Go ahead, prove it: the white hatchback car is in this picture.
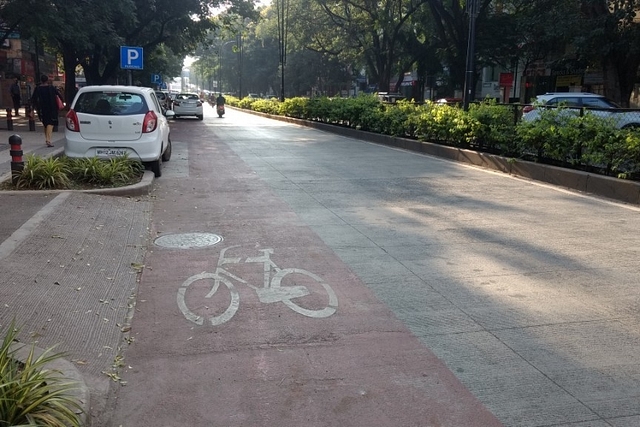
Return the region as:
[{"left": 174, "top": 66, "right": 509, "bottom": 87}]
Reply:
[
  {"left": 172, "top": 93, "right": 204, "bottom": 120},
  {"left": 64, "top": 85, "right": 173, "bottom": 177}
]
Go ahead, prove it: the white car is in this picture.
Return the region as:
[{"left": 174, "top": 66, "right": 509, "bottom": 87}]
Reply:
[
  {"left": 522, "top": 92, "right": 640, "bottom": 129},
  {"left": 172, "top": 93, "right": 203, "bottom": 120},
  {"left": 64, "top": 85, "right": 173, "bottom": 177}
]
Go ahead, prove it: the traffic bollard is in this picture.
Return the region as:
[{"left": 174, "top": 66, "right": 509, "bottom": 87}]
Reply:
[
  {"left": 6, "top": 108, "right": 13, "bottom": 131},
  {"left": 9, "top": 134, "right": 23, "bottom": 185},
  {"left": 26, "top": 105, "right": 36, "bottom": 131}
]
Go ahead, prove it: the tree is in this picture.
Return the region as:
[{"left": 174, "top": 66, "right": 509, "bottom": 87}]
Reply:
[
  {"left": 308, "top": 0, "right": 430, "bottom": 92},
  {"left": 578, "top": 0, "right": 640, "bottom": 105},
  {"left": 0, "top": 0, "right": 50, "bottom": 46},
  {"left": 19, "top": 0, "right": 234, "bottom": 103}
]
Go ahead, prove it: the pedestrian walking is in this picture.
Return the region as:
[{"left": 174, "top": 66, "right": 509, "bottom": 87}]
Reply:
[
  {"left": 30, "top": 75, "right": 62, "bottom": 147},
  {"left": 10, "top": 78, "right": 21, "bottom": 116}
]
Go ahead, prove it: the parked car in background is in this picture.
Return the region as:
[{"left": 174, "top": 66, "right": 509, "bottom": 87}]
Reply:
[
  {"left": 172, "top": 93, "right": 203, "bottom": 120},
  {"left": 64, "top": 85, "right": 174, "bottom": 177},
  {"left": 522, "top": 92, "right": 640, "bottom": 129},
  {"left": 155, "top": 90, "right": 171, "bottom": 111}
]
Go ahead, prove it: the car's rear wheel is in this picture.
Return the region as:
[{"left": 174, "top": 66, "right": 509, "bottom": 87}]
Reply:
[
  {"left": 162, "top": 138, "right": 172, "bottom": 162},
  {"left": 197, "top": 115, "right": 204, "bottom": 120},
  {"left": 149, "top": 157, "right": 162, "bottom": 177}
]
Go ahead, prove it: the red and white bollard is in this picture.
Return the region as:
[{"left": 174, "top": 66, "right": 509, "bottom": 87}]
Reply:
[{"left": 9, "top": 134, "right": 23, "bottom": 185}]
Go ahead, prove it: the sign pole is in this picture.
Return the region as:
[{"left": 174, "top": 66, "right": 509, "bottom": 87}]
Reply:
[{"left": 128, "top": 70, "right": 133, "bottom": 86}]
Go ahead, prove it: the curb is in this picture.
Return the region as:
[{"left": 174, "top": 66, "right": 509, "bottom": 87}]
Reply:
[
  {"left": 0, "top": 170, "right": 155, "bottom": 197},
  {"left": 9, "top": 342, "right": 90, "bottom": 426},
  {"left": 80, "top": 170, "right": 155, "bottom": 197}
]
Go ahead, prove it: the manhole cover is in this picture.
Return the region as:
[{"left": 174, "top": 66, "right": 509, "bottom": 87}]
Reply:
[{"left": 154, "top": 233, "right": 223, "bottom": 249}]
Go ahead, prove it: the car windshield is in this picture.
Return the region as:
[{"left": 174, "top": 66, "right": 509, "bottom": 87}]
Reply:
[
  {"left": 176, "top": 94, "right": 199, "bottom": 100},
  {"left": 74, "top": 91, "right": 149, "bottom": 116}
]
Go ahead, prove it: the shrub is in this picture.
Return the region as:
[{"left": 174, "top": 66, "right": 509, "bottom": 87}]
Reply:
[
  {"left": 515, "top": 107, "right": 572, "bottom": 161},
  {"left": 280, "top": 97, "right": 309, "bottom": 119},
  {"left": 580, "top": 117, "right": 638, "bottom": 176},
  {"left": 416, "top": 102, "right": 479, "bottom": 147},
  {"left": 0, "top": 320, "right": 82, "bottom": 426},
  {"left": 14, "top": 155, "right": 71, "bottom": 190},
  {"left": 468, "top": 99, "right": 518, "bottom": 154},
  {"left": 306, "top": 97, "right": 333, "bottom": 122},
  {"left": 224, "top": 95, "right": 240, "bottom": 107},
  {"left": 250, "top": 98, "right": 281, "bottom": 115},
  {"left": 238, "top": 96, "right": 260, "bottom": 110},
  {"left": 341, "top": 95, "right": 380, "bottom": 129}
]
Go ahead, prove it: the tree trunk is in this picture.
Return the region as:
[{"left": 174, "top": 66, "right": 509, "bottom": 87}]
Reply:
[{"left": 62, "top": 46, "right": 77, "bottom": 106}]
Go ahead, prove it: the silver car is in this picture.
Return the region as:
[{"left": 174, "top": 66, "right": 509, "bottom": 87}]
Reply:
[
  {"left": 522, "top": 92, "right": 640, "bottom": 129},
  {"left": 172, "top": 93, "right": 204, "bottom": 120},
  {"left": 64, "top": 85, "right": 174, "bottom": 177}
]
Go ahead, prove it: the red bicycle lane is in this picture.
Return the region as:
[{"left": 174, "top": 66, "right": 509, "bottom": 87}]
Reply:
[{"left": 108, "top": 124, "right": 502, "bottom": 427}]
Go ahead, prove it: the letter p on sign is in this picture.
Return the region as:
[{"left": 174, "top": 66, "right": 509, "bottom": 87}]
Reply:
[{"left": 120, "top": 46, "right": 144, "bottom": 70}]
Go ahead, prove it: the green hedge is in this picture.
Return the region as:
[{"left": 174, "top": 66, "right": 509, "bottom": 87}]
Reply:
[{"left": 228, "top": 94, "right": 640, "bottom": 179}]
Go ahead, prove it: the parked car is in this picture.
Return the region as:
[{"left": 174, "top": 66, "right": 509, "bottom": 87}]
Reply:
[
  {"left": 155, "top": 90, "right": 172, "bottom": 111},
  {"left": 64, "top": 85, "right": 174, "bottom": 177},
  {"left": 172, "top": 93, "right": 203, "bottom": 120},
  {"left": 522, "top": 92, "right": 640, "bottom": 129}
]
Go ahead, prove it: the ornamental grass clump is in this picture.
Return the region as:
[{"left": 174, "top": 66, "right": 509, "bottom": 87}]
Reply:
[
  {"left": 7, "top": 155, "right": 144, "bottom": 190},
  {"left": 68, "top": 155, "right": 144, "bottom": 187},
  {"left": 0, "top": 321, "right": 82, "bottom": 426},
  {"left": 14, "top": 155, "right": 71, "bottom": 190}
]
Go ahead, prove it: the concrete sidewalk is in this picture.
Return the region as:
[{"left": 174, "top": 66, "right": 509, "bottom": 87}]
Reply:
[
  {"left": 0, "top": 190, "right": 151, "bottom": 424},
  {"left": 0, "top": 110, "right": 151, "bottom": 424}
]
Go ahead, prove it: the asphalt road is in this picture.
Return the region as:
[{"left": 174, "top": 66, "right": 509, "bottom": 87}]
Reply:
[{"left": 109, "top": 105, "right": 640, "bottom": 427}]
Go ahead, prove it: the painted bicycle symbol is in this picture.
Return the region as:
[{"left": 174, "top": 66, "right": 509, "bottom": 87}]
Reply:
[{"left": 177, "top": 245, "right": 338, "bottom": 326}]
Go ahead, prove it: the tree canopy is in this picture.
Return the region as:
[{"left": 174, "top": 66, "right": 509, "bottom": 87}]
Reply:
[{"left": 3, "top": 0, "right": 640, "bottom": 104}]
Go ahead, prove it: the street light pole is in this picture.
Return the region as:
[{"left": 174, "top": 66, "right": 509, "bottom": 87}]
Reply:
[{"left": 463, "top": 0, "right": 478, "bottom": 111}]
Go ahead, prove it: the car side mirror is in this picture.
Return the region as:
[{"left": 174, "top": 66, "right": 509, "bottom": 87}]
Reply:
[{"left": 165, "top": 110, "right": 175, "bottom": 118}]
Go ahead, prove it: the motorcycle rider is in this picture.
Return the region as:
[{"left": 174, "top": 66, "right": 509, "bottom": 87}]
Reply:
[{"left": 216, "top": 93, "right": 225, "bottom": 107}]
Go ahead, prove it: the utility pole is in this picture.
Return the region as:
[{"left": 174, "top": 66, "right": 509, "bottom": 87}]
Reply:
[
  {"left": 276, "top": 0, "right": 289, "bottom": 102},
  {"left": 463, "top": 0, "right": 478, "bottom": 111}
]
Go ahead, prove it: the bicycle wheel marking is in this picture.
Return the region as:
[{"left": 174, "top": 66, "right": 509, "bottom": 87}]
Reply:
[
  {"left": 272, "top": 268, "right": 338, "bottom": 318},
  {"left": 177, "top": 272, "right": 239, "bottom": 326},
  {"left": 176, "top": 247, "right": 338, "bottom": 326}
]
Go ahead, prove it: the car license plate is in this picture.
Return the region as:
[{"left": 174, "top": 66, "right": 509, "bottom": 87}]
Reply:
[{"left": 96, "top": 148, "right": 128, "bottom": 157}]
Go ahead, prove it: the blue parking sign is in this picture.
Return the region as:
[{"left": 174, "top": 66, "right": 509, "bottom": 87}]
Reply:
[
  {"left": 151, "top": 74, "right": 162, "bottom": 84},
  {"left": 120, "top": 46, "right": 143, "bottom": 70}
]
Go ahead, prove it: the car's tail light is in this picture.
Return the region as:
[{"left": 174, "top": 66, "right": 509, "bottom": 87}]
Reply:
[
  {"left": 522, "top": 105, "right": 535, "bottom": 113},
  {"left": 66, "top": 109, "right": 80, "bottom": 132},
  {"left": 142, "top": 111, "right": 158, "bottom": 133}
]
